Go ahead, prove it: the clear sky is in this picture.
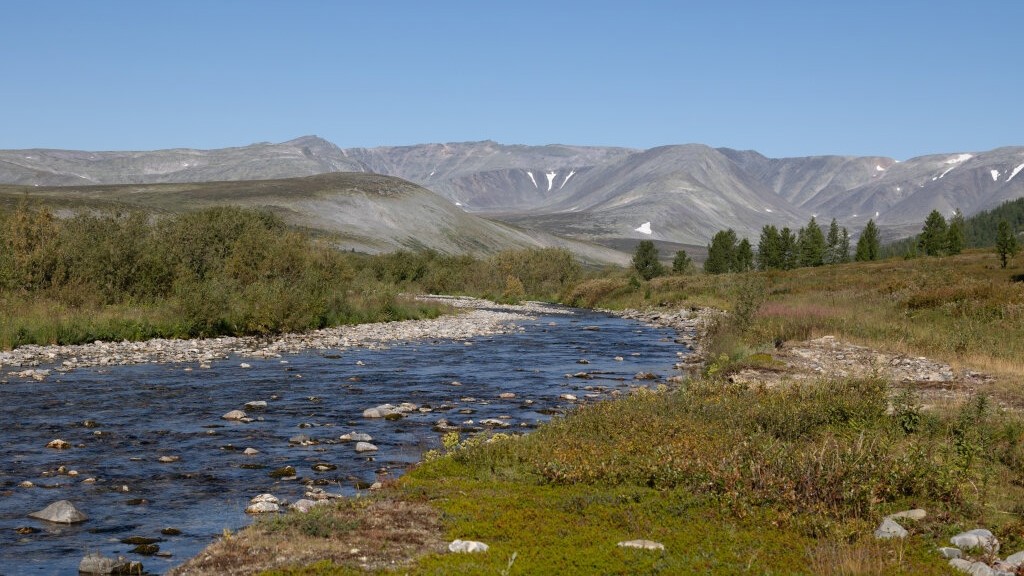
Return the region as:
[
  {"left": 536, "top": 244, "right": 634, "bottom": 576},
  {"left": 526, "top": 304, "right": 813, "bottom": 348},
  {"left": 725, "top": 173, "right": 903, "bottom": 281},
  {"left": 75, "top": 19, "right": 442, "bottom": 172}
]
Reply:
[{"left": 3, "top": 0, "right": 1021, "bottom": 159}]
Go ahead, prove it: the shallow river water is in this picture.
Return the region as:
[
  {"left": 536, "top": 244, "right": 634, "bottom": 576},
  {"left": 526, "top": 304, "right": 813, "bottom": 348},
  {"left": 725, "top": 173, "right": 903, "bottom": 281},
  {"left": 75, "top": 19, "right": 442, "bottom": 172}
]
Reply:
[{"left": 0, "top": 305, "right": 688, "bottom": 575}]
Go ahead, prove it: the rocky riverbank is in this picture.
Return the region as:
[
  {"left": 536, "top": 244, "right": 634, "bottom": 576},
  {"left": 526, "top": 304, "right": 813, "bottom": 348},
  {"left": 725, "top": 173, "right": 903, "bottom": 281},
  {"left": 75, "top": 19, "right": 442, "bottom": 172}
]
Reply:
[{"left": 0, "top": 296, "right": 552, "bottom": 380}]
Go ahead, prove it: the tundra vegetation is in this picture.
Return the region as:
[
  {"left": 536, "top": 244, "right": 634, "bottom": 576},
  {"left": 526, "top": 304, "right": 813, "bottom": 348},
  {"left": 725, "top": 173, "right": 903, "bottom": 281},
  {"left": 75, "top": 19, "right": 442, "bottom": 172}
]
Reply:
[
  {"left": 0, "top": 203, "right": 582, "bottom": 349},
  {"left": 6, "top": 201, "right": 1024, "bottom": 574}
]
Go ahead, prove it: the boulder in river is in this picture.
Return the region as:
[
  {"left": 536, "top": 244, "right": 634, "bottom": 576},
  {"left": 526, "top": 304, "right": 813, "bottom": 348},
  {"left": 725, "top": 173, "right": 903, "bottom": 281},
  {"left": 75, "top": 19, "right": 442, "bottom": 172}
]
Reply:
[
  {"left": 28, "top": 500, "right": 87, "bottom": 524},
  {"left": 221, "top": 410, "right": 246, "bottom": 421},
  {"left": 339, "top": 432, "right": 373, "bottom": 442},
  {"left": 78, "top": 552, "right": 143, "bottom": 575},
  {"left": 355, "top": 442, "right": 378, "bottom": 453},
  {"left": 45, "top": 439, "right": 70, "bottom": 449}
]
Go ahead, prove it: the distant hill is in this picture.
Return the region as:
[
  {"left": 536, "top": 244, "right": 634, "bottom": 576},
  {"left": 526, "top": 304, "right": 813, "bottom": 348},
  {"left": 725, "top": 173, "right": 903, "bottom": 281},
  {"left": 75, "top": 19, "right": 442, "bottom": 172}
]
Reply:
[
  {"left": 0, "top": 173, "right": 629, "bottom": 265},
  {"left": 2, "top": 136, "right": 1022, "bottom": 249}
]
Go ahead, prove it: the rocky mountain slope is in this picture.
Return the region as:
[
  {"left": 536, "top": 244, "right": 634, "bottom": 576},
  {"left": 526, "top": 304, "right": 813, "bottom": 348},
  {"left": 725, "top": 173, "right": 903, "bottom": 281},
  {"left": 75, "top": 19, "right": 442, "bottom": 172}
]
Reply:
[
  {"left": 2, "top": 136, "right": 1022, "bottom": 248},
  {"left": 0, "top": 173, "right": 629, "bottom": 265}
]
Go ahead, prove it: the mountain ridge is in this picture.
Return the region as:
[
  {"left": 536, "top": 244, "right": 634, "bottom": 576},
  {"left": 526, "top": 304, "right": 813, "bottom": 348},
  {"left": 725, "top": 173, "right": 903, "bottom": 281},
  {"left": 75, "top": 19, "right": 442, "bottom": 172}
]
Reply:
[{"left": 2, "top": 136, "right": 1022, "bottom": 249}]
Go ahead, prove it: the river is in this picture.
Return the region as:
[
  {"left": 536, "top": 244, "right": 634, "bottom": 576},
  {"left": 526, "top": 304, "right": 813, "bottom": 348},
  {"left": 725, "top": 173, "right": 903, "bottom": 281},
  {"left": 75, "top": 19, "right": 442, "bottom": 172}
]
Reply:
[{"left": 0, "top": 304, "right": 690, "bottom": 574}]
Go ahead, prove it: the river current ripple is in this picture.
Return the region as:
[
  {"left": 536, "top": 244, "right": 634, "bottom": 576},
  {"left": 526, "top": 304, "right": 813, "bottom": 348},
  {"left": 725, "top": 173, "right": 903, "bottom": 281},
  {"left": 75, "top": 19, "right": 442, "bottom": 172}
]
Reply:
[{"left": 0, "top": 305, "right": 688, "bottom": 575}]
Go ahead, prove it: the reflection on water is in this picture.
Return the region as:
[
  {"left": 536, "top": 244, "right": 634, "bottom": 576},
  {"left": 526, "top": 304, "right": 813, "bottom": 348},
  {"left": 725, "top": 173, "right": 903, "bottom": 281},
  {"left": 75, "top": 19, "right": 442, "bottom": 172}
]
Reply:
[{"left": 0, "top": 306, "right": 687, "bottom": 574}]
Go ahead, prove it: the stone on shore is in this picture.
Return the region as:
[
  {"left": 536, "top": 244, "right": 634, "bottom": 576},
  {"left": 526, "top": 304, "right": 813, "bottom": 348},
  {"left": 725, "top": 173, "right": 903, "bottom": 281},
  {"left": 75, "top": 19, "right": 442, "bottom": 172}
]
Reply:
[
  {"left": 874, "top": 518, "right": 908, "bottom": 540},
  {"left": 617, "top": 539, "right": 665, "bottom": 551},
  {"left": 290, "top": 499, "right": 320, "bottom": 513},
  {"left": 885, "top": 508, "right": 926, "bottom": 522},
  {"left": 448, "top": 539, "right": 489, "bottom": 553},
  {"left": 28, "top": 500, "right": 87, "bottom": 524},
  {"left": 951, "top": 528, "right": 999, "bottom": 553}
]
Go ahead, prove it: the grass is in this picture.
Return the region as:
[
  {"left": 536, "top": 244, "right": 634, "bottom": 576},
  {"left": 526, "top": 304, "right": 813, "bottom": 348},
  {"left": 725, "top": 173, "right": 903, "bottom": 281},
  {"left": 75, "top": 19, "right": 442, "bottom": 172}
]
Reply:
[{"left": 191, "top": 374, "right": 1024, "bottom": 575}]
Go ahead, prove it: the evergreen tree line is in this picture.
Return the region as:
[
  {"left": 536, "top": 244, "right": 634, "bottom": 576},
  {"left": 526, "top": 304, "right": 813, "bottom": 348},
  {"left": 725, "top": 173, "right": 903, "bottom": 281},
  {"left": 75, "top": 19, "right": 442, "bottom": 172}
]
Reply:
[
  {"left": 883, "top": 199, "right": 1024, "bottom": 258},
  {"left": 880, "top": 207, "right": 1020, "bottom": 268},
  {"left": 703, "top": 216, "right": 881, "bottom": 274}
]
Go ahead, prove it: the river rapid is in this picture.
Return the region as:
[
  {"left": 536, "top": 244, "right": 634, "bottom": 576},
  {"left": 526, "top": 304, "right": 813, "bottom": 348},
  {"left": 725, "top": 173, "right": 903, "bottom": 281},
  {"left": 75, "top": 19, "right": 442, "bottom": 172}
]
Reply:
[{"left": 0, "top": 301, "right": 692, "bottom": 575}]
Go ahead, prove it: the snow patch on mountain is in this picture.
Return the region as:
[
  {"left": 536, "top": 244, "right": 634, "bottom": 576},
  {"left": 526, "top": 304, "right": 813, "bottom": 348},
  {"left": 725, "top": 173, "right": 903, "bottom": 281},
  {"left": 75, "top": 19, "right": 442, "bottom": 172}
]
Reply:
[
  {"left": 545, "top": 171, "right": 556, "bottom": 192},
  {"left": 635, "top": 222, "right": 652, "bottom": 235},
  {"left": 991, "top": 169, "right": 1000, "bottom": 181},
  {"left": 560, "top": 170, "right": 576, "bottom": 189},
  {"left": 945, "top": 154, "right": 973, "bottom": 164},
  {"left": 1008, "top": 163, "right": 1024, "bottom": 183},
  {"left": 526, "top": 171, "right": 538, "bottom": 189}
]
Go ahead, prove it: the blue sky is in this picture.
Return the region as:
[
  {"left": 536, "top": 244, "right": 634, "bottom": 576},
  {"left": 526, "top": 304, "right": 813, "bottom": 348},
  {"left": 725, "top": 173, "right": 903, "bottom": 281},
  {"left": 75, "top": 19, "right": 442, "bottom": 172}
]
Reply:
[{"left": 3, "top": 1, "right": 1021, "bottom": 159}]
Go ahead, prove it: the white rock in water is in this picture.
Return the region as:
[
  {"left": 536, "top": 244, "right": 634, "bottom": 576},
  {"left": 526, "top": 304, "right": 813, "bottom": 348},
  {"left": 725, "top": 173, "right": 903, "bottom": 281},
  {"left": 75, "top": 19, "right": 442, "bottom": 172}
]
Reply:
[
  {"left": 240, "top": 363, "right": 251, "bottom": 369},
  {"left": 362, "top": 404, "right": 396, "bottom": 418},
  {"left": 448, "top": 539, "right": 489, "bottom": 553},
  {"left": 245, "top": 501, "right": 279, "bottom": 514},
  {"left": 250, "top": 493, "right": 279, "bottom": 504},
  {"left": 355, "top": 442, "right": 378, "bottom": 453},
  {"left": 46, "top": 439, "right": 70, "bottom": 449},
  {"left": 951, "top": 528, "right": 999, "bottom": 553},
  {"left": 244, "top": 400, "right": 267, "bottom": 410},
  {"left": 28, "top": 500, "right": 87, "bottom": 524},
  {"left": 617, "top": 539, "right": 665, "bottom": 551},
  {"left": 78, "top": 552, "right": 141, "bottom": 575},
  {"left": 480, "top": 418, "right": 511, "bottom": 428},
  {"left": 339, "top": 432, "right": 373, "bottom": 442},
  {"left": 874, "top": 518, "right": 908, "bottom": 539},
  {"left": 221, "top": 410, "right": 247, "bottom": 420},
  {"left": 157, "top": 455, "right": 180, "bottom": 463}
]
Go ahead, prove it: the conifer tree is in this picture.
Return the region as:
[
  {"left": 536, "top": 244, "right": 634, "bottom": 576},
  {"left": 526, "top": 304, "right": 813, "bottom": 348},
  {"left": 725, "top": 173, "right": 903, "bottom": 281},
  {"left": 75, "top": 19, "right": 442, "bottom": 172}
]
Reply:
[
  {"left": 947, "top": 209, "right": 965, "bottom": 255},
  {"left": 798, "top": 216, "right": 826, "bottom": 267},
  {"left": 918, "top": 210, "right": 949, "bottom": 256},
  {"left": 735, "top": 238, "right": 754, "bottom": 272},
  {"left": 704, "top": 229, "right": 738, "bottom": 274},
  {"left": 779, "top": 227, "right": 798, "bottom": 269},
  {"left": 632, "top": 240, "right": 663, "bottom": 280},
  {"left": 672, "top": 249, "right": 693, "bottom": 274},
  {"left": 855, "top": 219, "right": 880, "bottom": 261},
  {"left": 825, "top": 218, "right": 842, "bottom": 264},
  {"left": 839, "top": 227, "right": 851, "bottom": 263},
  {"left": 756, "top": 224, "right": 782, "bottom": 270},
  {"left": 996, "top": 220, "right": 1018, "bottom": 268}
]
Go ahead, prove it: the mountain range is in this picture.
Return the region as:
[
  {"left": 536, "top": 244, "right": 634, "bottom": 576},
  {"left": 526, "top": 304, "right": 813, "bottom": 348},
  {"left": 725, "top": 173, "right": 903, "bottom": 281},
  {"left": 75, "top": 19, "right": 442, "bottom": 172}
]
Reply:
[{"left": 2, "top": 136, "right": 1022, "bottom": 259}]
